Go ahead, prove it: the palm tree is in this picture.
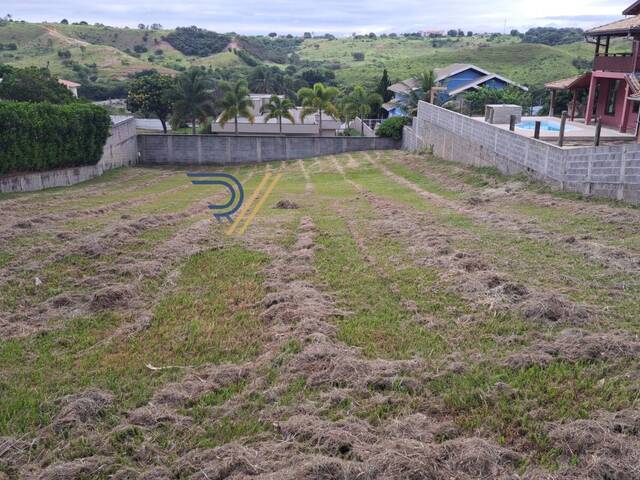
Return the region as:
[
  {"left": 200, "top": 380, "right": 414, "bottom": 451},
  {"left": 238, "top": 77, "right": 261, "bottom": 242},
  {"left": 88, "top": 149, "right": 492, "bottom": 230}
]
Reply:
[
  {"left": 170, "top": 69, "right": 214, "bottom": 134},
  {"left": 218, "top": 80, "right": 254, "bottom": 135},
  {"left": 344, "top": 86, "right": 383, "bottom": 136},
  {"left": 418, "top": 69, "right": 436, "bottom": 103},
  {"left": 261, "top": 95, "right": 295, "bottom": 134},
  {"left": 297, "top": 83, "right": 339, "bottom": 136}
]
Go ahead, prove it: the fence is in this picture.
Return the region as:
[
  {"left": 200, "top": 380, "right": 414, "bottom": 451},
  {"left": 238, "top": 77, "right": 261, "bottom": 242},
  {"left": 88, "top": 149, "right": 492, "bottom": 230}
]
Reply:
[
  {"left": 403, "top": 101, "right": 640, "bottom": 204},
  {"left": 351, "top": 117, "right": 376, "bottom": 137},
  {"left": 0, "top": 116, "right": 137, "bottom": 193},
  {"left": 138, "top": 134, "right": 399, "bottom": 165}
]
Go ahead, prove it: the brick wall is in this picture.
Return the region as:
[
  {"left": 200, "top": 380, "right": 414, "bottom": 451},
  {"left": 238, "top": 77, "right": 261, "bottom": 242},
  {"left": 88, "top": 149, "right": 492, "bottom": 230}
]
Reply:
[
  {"left": 402, "top": 101, "right": 640, "bottom": 204},
  {"left": 138, "top": 135, "right": 399, "bottom": 165}
]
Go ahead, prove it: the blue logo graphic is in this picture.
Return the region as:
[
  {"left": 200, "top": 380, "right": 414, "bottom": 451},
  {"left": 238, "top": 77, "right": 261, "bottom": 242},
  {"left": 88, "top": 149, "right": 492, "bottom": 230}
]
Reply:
[{"left": 187, "top": 172, "right": 244, "bottom": 223}]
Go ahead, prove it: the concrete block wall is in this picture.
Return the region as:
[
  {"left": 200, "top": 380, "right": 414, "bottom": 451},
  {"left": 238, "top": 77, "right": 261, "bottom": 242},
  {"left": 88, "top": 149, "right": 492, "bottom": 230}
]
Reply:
[
  {"left": 138, "top": 134, "right": 400, "bottom": 165},
  {"left": 0, "top": 117, "right": 137, "bottom": 193},
  {"left": 403, "top": 101, "right": 640, "bottom": 204}
]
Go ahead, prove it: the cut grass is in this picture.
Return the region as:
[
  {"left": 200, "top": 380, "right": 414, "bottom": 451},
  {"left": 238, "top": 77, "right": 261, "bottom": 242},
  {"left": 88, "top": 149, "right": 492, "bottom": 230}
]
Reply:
[
  {"left": 2, "top": 152, "right": 639, "bottom": 474},
  {"left": 0, "top": 245, "right": 269, "bottom": 435}
]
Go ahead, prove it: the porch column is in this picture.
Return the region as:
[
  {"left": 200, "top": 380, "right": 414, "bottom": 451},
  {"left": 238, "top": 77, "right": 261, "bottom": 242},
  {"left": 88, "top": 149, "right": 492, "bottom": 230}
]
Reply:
[
  {"left": 549, "top": 90, "right": 556, "bottom": 117},
  {"left": 570, "top": 89, "right": 578, "bottom": 121},
  {"left": 585, "top": 75, "right": 597, "bottom": 125},
  {"left": 620, "top": 83, "right": 631, "bottom": 133}
]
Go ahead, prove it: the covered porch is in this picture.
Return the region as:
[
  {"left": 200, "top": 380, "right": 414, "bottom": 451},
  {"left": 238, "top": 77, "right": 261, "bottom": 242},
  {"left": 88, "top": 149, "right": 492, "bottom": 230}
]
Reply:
[{"left": 545, "top": 73, "right": 591, "bottom": 121}]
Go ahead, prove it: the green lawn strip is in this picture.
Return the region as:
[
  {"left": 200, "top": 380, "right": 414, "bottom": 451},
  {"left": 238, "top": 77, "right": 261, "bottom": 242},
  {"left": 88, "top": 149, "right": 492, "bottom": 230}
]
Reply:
[
  {"left": 45, "top": 170, "right": 192, "bottom": 212},
  {"left": 0, "top": 245, "right": 269, "bottom": 436},
  {"left": 378, "top": 154, "right": 464, "bottom": 200},
  {"left": 428, "top": 358, "right": 639, "bottom": 467},
  {"left": 360, "top": 155, "right": 640, "bottom": 326},
  {"left": 310, "top": 187, "right": 449, "bottom": 360},
  {"left": 130, "top": 164, "right": 260, "bottom": 215}
]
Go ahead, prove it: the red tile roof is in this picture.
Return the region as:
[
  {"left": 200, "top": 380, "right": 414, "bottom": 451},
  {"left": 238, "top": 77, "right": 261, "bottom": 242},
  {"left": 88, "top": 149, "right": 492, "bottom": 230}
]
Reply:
[{"left": 58, "top": 79, "right": 81, "bottom": 88}]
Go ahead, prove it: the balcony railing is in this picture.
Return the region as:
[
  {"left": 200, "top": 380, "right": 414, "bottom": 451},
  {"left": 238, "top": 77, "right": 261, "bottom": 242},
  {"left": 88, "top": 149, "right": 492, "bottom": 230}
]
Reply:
[{"left": 593, "top": 53, "right": 636, "bottom": 72}]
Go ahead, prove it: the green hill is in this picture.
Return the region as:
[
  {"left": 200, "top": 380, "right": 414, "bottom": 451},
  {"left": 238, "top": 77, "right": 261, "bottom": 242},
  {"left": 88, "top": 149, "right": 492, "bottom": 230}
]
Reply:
[
  {"left": 298, "top": 35, "right": 596, "bottom": 87},
  {"left": 0, "top": 20, "right": 603, "bottom": 96}
]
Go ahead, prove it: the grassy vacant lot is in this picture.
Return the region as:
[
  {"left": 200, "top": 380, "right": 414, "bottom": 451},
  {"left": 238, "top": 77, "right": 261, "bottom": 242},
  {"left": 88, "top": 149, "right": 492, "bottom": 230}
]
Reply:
[{"left": 1, "top": 151, "right": 639, "bottom": 479}]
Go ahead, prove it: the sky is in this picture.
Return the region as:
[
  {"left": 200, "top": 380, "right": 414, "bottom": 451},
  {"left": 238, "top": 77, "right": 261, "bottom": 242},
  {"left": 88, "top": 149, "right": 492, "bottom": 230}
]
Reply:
[{"left": 3, "top": 0, "right": 633, "bottom": 35}]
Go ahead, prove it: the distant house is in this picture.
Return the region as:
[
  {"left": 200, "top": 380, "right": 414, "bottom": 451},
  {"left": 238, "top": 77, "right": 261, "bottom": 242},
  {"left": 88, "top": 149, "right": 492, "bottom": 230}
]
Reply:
[
  {"left": 545, "top": 1, "right": 640, "bottom": 133},
  {"left": 212, "top": 93, "right": 340, "bottom": 136},
  {"left": 58, "top": 79, "right": 80, "bottom": 98},
  {"left": 383, "top": 64, "right": 527, "bottom": 117}
]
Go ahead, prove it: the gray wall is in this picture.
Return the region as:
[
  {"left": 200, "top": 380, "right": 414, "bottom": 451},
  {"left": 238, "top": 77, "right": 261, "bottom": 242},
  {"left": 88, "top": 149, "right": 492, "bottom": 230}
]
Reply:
[
  {"left": 403, "top": 101, "right": 640, "bottom": 204},
  {"left": 138, "top": 134, "right": 399, "bottom": 165},
  {"left": 0, "top": 117, "right": 138, "bottom": 194}
]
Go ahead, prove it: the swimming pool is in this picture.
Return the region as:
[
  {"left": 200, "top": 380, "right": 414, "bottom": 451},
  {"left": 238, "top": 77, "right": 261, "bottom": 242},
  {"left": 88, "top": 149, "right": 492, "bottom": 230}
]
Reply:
[{"left": 516, "top": 120, "right": 577, "bottom": 132}]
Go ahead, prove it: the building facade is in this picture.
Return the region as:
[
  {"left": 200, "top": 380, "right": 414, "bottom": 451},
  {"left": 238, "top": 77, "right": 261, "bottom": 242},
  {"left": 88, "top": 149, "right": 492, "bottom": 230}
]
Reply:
[
  {"left": 383, "top": 64, "right": 527, "bottom": 117},
  {"left": 547, "top": 2, "right": 640, "bottom": 133}
]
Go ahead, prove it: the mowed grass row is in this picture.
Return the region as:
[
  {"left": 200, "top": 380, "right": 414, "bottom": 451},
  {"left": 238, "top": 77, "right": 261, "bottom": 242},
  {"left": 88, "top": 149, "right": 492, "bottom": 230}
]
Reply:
[
  {"left": 311, "top": 153, "right": 640, "bottom": 464},
  {"left": 0, "top": 164, "right": 289, "bottom": 436},
  {"left": 1, "top": 153, "right": 639, "bottom": 470}
]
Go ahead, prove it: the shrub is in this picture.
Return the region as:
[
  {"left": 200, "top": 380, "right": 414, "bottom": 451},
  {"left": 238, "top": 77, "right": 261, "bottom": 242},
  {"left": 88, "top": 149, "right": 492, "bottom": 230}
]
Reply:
[
  {"left": 0, "top": 66, "right": 74, "bottom": 103},
  {"left": 133, "top": 44, "right": 148, "bottom": 53},
  {"left": 522, "top": 27, "right": 584, "bottom": 46},
  {"left": 165, "top": 26, "right": 230, "bottom": 56},
  {"left": 236, "top": 49, "right": 259, "bottom": 66},
  {"left": 0, "top": 101, "right": 111, "bottom": 175},
  {"left": 352, "top": 52, "right": 365, "bottom": 61},
  {"left": 376, "top": 116, "right": 410, "bottom": 140}
]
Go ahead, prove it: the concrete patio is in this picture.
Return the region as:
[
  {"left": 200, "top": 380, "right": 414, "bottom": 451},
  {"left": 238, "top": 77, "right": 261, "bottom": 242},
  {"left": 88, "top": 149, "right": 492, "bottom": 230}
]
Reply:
[{"left": 472, "top": 116, "right": 636, "bottom": 145}]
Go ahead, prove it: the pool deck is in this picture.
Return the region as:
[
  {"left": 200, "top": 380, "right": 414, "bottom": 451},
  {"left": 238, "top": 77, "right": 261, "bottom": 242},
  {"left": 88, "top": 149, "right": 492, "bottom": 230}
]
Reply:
[{"left": 471, "top": 116, "right": 636, "bottom": 143}]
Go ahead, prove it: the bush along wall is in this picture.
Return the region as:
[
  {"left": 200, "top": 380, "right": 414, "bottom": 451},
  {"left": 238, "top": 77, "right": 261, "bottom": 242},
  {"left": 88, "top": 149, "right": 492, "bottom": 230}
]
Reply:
[{"left": 0, "top": 101, "right": 111, "bottom": 175}]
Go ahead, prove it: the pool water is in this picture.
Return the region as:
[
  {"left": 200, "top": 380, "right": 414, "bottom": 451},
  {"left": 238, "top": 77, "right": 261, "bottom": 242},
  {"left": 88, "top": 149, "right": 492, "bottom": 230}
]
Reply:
[{"left": 516, "top": 120, "right": 577, "bottom": 132}]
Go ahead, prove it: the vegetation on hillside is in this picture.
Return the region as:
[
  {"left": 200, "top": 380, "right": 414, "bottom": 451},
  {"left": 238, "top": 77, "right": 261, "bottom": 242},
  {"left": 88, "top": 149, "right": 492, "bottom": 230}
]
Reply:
[
  {"left": 164, "top": 26, "right": 231, "bottom": 57},
  {"left": 522, "top": 27, "right": 585, "bottom": 46},
  {"left": 237, "top": 35, "right": 303, "bottom": 63}
]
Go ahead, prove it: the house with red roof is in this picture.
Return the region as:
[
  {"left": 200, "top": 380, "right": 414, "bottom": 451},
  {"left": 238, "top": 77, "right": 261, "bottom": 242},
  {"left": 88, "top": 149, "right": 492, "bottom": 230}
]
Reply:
[{"left": 546, "top": 2, "right": 640, "bottom": 133}]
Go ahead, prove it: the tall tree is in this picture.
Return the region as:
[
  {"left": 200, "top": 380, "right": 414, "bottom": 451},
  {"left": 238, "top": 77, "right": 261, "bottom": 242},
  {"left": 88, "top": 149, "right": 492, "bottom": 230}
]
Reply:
[
  {"left": 297, "top": 82, "right": 339, "bottom": 136},
  {"left": 248, "top": 66, "right": 284, "bottom": 94},
  {"left": 375, "top": 68, "right": 392, "bottom": 117},
  {"left": 170, "top": 69, "right": 214, "bottom": 134},
  {"left": 261, "top": 95, "right": 295, "bottom": 134},
  {"left": 418, "top": 70, "right": 436, "bottom": 103},
  {"left": 344, "top": 86, "right": 383, "bottom": 135},
  {"left": 218, "top": 80, "right": 254, "bottom": 135},
  {"left": 377, "top": 69, "right": 392, "bottom": 103},
  {"left": 127, "top": 72, "right": 174, "bottom": 133}
]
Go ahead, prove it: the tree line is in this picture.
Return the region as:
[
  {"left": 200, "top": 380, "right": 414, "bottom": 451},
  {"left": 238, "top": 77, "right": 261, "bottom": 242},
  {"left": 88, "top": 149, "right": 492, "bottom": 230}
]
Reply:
[{"left": 126, "top": 67, "right": 388, "bottom": 136}]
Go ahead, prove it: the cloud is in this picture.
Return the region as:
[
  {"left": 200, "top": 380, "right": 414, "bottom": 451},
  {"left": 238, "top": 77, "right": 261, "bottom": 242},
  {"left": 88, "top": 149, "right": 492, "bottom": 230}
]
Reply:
[{"left": 2, "top": 0, "right": 629, "bottom": 34}]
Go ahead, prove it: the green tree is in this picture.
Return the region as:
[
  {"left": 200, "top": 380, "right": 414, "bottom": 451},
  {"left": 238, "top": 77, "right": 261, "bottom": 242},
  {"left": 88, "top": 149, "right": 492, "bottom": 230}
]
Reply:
[
  {"left": 261, "top": 95, "right": 295, "bottom": 134},
  {"left": 418, "top": 69, "right": 436, "bottom": 102},
  {"left": 344, "top": 86, "right": 383, "bottom": 135},
  {"left": 170, "top": 69, "right": 214, "bottom": 134},
  {"left": 377, "top": 68, "right": 392, "bottom": 103},
  {"left": 126, "top": 72, "right": 174, "bottom": 133},
  {"left": 0, "top": 66, "right": 73, "bottom": 103},
  {"left": 297, "top": 82, "right": 339, "bottom": 136},
  {"left": 248, "top": 65, "right": 281, "bottom": 94},
  {"left": 218, "top": 80, "right": 254, "bottom": 135},
  {"left": 463, "top": 86, "right": 532, "bottom": 115}
]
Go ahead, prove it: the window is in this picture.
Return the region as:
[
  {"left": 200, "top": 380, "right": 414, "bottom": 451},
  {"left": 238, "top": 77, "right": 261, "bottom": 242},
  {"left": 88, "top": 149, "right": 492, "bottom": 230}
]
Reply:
[
  {"left": 634, "top": 102, "right": 640, "bottom": 114},
  {"left": 605, "top": 80, "right": 620, "bottom": 116}
]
